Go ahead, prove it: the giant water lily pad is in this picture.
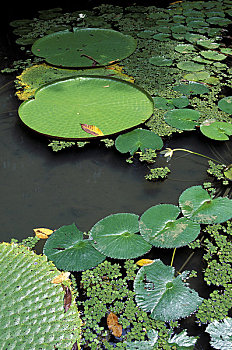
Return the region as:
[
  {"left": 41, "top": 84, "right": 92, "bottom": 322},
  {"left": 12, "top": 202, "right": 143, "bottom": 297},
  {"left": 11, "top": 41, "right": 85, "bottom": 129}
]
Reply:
[
  {"left": 179, "top": 185, "right": 232, "bottom": 224},
  {"left": 164, "top": 108, "right": 200, "bottom": 130},
  {"left": 43, "top": 223, "right": 106, "bottom": 271},
  {"left": 134, "top": 259, "right": 203, "bottom": 321},
  {"left": 200, "top": 120, "right": 232, "bottom": 140},
  {"left": 31, "top": 28, "right": 137, "bottom": 67},
  {"left": 89, "top": 213, "right": 152, "bottom": 259},
  {"left": 18, "top": 76, "right": 154, "bottom": 139},
  {"left": 139, "top": 204, "right": 200, "bottom": 248},
  {"left": 115, "top": 128, "right": 163, "bottom": 155}
]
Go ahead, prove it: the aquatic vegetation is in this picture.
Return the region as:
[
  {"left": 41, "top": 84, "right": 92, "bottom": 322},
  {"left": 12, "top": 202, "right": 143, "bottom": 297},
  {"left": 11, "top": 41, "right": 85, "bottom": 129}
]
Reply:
[
  {"left": 0, "top": 242, "right": 81, "bottom": 349},
  {"left": 18, "top": 76, "right": 153, "bottom": 139},
  {"left": 200, "top": 120, "right": 232, "bottom": 140},
  {"left": 206, "top": 318, "right": 232, "bottom": 349},
  {"left": 164, "top": 108, "right": 200, "bottom": 130},
  {"left": 144, "top": 166, "right": 170, "bottom": 181},
  {"left": 31, "top": 28, "right": 137, "bottom": 68}
]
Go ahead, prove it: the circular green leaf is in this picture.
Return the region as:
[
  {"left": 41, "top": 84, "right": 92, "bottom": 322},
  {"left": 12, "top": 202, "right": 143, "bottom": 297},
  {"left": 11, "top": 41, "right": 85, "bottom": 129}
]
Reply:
[
  {"left": 18, "top": 76, "right": 154, "bottom": 139},
  {"left": 149, "top": 56, "right": 173, "bottom": 66},
  {"left": 197, "top": 40, "right": 220, "bottom": 49},
  {"left": 31, "top": 28, "right": 137, "bottom": 67},
  {"left": 164, "top": 108, "right": 200, "bottom": 131},
  {"left": 171, "top": 96, "right": 189, "bottom": 108},
  {"left": 139, "top": 204, "right": 200, "bottom": 248},
  {"left": 185, "top": 33, "right": 207, "bottom": 43},
  {"left": 218, "top": 96, "right": 232, "bottom": 114},
  {"left": 43, "top": 223, "right": 106, "bottom": 271},
  {"left": 224, "top": 165, "right": 232, "bottom": 181},
  {"left": 177, "top": 61, "right": 205, "bottom": 72},
  {"left": 183, "top": 71, "right": 210, "bottom": 82},
  {"left": 89, "top": 213, "right": 152, "bottom": 259},
  {"left": 200, "top": 121, "right": 232, "bottom": 140},
  {"left": 134, "top": 260, "right": 203, "bottom": 321},
  {"left": 206, "top": 17, "right": 231, "bottom": 26},
  {"left": 173, "top": 82, "right": 210, "bottom": 95},
  {"left": 115, "top": 128, "right": 163, "bottom": 155},
  {"left": 179, "top": 185, "right": 232, "bottom": 224},
  {"left": 153, "top": 97, "right": 174, "bottom": 110},
  {"left": 175, "top": 44, "right": 196, "bottom": 53},
  {"left": 153, "top": 33, "right": 170, "bottom": 41},
  {"left": 200, "top": 50, "right": 226, "bottom": 61}
]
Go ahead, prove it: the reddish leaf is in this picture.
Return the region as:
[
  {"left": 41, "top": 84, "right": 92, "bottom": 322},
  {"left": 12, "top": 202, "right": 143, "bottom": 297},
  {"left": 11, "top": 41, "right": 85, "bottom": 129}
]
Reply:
[
  {"left": 80, "top": 124, "right": 104, "bottom": 136},
  {"left": 107, "top": 312, "right": 122, "bottom": 337},
  {"left": 62, "top": 285, "right": 72, "bottom": 312}
]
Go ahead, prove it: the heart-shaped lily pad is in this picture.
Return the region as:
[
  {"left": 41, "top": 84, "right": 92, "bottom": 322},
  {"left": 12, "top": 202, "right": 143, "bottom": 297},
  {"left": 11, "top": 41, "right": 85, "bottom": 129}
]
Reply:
[
  {"left": 149, "top": 56, "right": 173, "bottom": 66},
  {"left": 173, "top": 82, "right": 210, "bottom": 95},
  {"left": 177, "top": 61, "right": 205, "bottom": 72},
  {"left": 31, "top": 28, "right": 137, "bottom": 67},
  {"left": 89, "top": 213, "right": 152, "bottom": 259},
  {"left": 200, "top": 50, "right": 226, "bottom": 61},
  {"left": 43, "top": 223, "right": 106, "bottom": 271},
  {"left": 179, "top": 185, "right": 232, "bottom": 224},
  {"left": 164, "top": 108, "right": 200, "bottom": 130},
  {"left": 218, "top": 96, "right": 232, "bottom": 114},
  {"left": 134, "top": 259, "right": 203, "bottom": 321},
  {"left": 139, "top": 204, "right": 200, "bottom": 248},
  {"left": 200, "top": 120, "right": 232, "bottom": 140},
  {"left": 115, "top": 128, "right": 163, "bottom": 155},
  {"left": 18, "top": 76, "right": 154, "bottom": 139}
]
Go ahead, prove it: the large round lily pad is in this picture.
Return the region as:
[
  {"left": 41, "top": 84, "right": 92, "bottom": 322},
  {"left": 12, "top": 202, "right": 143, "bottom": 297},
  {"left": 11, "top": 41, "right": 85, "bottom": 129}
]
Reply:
[
  {"left": 31, "top": 28, "right": 137, "bottom": 67},
  {"left": 89, "top": 213, "right": 152, "bottom": 259},
  {"left": 18, "top": 76, "right": 154, "bottom": 139},
  {"left": 43, "top": 223, "right": 106, "bottom": 271},
  {"left": 134, "top": 259, "right": 203, "bottom": 321},
  {"left": 139, "top": 204, "right": 200, "bottom": 248}
]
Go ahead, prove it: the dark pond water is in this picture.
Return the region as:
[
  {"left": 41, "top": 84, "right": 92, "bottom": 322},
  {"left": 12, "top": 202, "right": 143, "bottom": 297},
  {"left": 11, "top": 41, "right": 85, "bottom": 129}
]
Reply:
[{"left": 1, "top": 2, "right": 231, "bottom": 349}]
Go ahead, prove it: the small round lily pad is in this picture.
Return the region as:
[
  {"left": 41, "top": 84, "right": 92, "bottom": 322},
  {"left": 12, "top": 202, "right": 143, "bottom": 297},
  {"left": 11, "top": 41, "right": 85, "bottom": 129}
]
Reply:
[
  {"left": 149, "top": 56, "right": 173, "bottom": 66},
  {"left": 200, "top": 50, "right": 226, "bottom": 61},
  {"left": 89, "top": 213, "right": 152, "bottom": 259},
  {"left": 218, "top": 96, "right": 232, "bottom": 114},
  {"left": 173, "top": 82, "right": 210, "bottom": 95},
  {"left": 164, "top": 108, "right": 200, "bottom": 130},
  {"left": 200, "top": 120, "right": 232, "bottom": 140},
  {"left": 175, "top": 44, "right": 196, "bottom": 53},
  {"left": 177, "top": 61, "right": 205, "bottom": 72}
]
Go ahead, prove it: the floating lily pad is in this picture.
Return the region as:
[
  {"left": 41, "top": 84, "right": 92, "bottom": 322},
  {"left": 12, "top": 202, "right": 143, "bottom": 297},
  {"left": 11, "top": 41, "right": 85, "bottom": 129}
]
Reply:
[
  {"left": 153, "top": 97, "right": 173, "bottom": 110},
  {"left": 185, "top": 33, "right": 207, "bottom": 43},
  {"left": 173, "top": 82, "right": 210, "bottom": 95},
  {"left": 206, "top": 17, "right": 231, "bottom": 26},
  {"left": 32, "top": 28, "right": 137, "bottom": 67},
  {"left": 9, "top": 19, "right": 32, "bottom": 27},
  {"left": 177, "top": 61, "right": 205, "bottom": 72},
  {"left": 139, "top": 204, "right": 200, "bottom": 248},
  {"left": 164, "top": 108, "right": 200, "bottom": 130},
  {"left": 183, "top": 71, "right": 210, "bottom": 82},
  {"left": 149, "top": 56, "right": 173, "bottom": 66},
  {"left": 200, "top": 50, "right": 226, "bottom": 61},
  {"left": 179, "top": 185, "right": 232, "bottom": 224},
  {"left": 137, "top": 30, "right": 156, "bottom": 38},
  {"left": 224, "top": 165, "right": 232, "bottom": 180},
  {"left": 89, "top": 213, "right": 152, "bottom": 259},
  {"left": 175, "top": 44, "right": 196, "bottom": 53},
  {"left": 171, "top": 96, "right": 190, "bottom": 108},
  {"left": 134, "top": 259, "right": 203, "bottom": 321},
  {"left": 18, "top": 76, "right": 154, "bottom": 139},
  {"left": 220, "top": 48, "right": 232, "bottom": 55},
  {"left": 43, "top": 223, "right": 106, "bottom": 271},
  {"left": 153, "top": 33, "right": 170, "bottom": 41},
  {"left": 115, "top": 128, "right": 163, "bottom": 155},
  {"left": 197, "top": 40, "right": 220, "bottom": 49},
  {"left": 200, "top": 120, "right": 232, "bottom": 140},
  {"left": 171, "top": 24, "right": 188, "bottom": 34},
  {"left": 218, "top": 96, "right": 232, "bottom": 114},
  {"left": 193, "top": 56, "right": 214, "bottom": 64},
  {"left": 187, "top": 20, "right": 208, "bottom": 28}
]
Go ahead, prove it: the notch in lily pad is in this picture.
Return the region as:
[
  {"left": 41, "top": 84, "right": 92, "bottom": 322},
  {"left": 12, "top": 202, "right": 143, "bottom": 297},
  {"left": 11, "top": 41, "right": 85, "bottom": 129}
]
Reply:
[
  {"left": 89, "top": 213, "right": 152, "bottom": 259},
  {"left": 134, "top": 259, "right": 203, "bottom": 321},
  {"left": 43, "top": 223, "right": 106, "bottom": 271},
  {"left": 139, "top": 204, "right": 201, "bottom": 248},
  {"left": 115, "top": 128, "right": 163, "bottom": 156},
  {"left": 164, "top": 108, "right": 200, "bottom": 131},
  {"left": 179, "top": 185, "right": 232, "bottom": 224},
  {"left": 200, "top": 120, "right": 232, "bottom": 140}
]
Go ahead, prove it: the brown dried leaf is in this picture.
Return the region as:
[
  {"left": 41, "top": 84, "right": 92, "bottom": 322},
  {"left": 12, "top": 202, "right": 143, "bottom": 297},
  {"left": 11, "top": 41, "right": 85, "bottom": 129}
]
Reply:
[
  {"left": 33, "top": 228, "right": 53, "bottom": 239},
  {"left": 63, "top": 285, "right": 72, "bottom": 312},
  {"left": 80, "top": 124, "right": 104, "bottom": 136},
  {"left": 107, "top": 312, "right": 122, "bottom": 337},
  {"left": 51, "top": 272, "right": 70, "bottom": 284}
]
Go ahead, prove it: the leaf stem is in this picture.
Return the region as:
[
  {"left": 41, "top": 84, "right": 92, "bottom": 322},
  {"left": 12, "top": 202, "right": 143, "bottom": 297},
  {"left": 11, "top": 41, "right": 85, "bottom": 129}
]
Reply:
[
  {"left": 170, "top": 248, "right": 176, "bottom": 267},
  {"left": 172, "top": 148, "right": 222, "bottom": 164}
]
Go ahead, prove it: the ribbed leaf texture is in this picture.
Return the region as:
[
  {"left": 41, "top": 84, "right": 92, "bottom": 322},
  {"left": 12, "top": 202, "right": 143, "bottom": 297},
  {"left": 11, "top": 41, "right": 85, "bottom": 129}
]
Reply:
[{"left": 0, "top": 243, "right": 81, "bottom": 350}]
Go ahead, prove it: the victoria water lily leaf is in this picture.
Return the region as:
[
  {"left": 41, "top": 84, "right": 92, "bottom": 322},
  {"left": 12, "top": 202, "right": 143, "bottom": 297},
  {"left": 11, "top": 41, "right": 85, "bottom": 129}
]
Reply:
[
  {"left": 175, "top": 44, "right": 196, "bottom": 53},
  {"left": 164, "top": 108, "right": 200, "bottom": 131},
  {"left": 139, "top": 204, "right": 200, "bottom": 248},
  {"left": 31, "top": 28, "right": 137, "bottom": 67},
  {"left": 206, "top": 318, "right": 232, "bottom": 350},
  {"left": 179, "top": 185, "right": 232, "bottom": 224},
  {"left": 218, "top": 96, "right": 232, "bottom": 114},
  {"left": 80, "top": 124, "right": 104, "bottom": 136},
  {"left": 177, "top": 61, "right": 205, "bottom": 72},
  {"left": 18, "top": 76, "right": 154, "bottom": 139},
  {"left": 200, "top": 121, "right": 232, "bottom": 140},
  {"left": 33, "top": 227, "right": 53, "bottom": 239},
  {"left": 43, "top": 223, "right": 106, "bottom": 271},
  {"left": 200, "top": 50, "right": 226, "bottom": 61},
  {"left": 149, "top": 56, "right": 173, "bottom": 66},
  {"left": 0, "top": 242, "right": 81, "bottom": 349},
  {"left": 89, "top": 213, "right": 152, "bottom": 259},
  {"left": 173, "top": 82, "right": 210, "bottom": 95},
  {"left": 134, "top": 259, "right": 203, "bottom": 321},
  {"left": 115, "top": 129, "right": 163, "bottom": 155}
]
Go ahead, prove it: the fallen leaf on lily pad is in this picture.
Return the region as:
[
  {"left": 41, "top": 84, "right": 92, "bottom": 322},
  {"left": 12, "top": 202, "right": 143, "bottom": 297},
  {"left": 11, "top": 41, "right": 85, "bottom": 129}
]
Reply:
[
  {"left": 107, "top": 312, "right": 122, "bottom": 337},
  {"left": 80, "top": 124, "right": 104, "bottom": 136},
  {"left": 136, "top": 259, "right": 154, "bottom": 266},
  {"left": 63, "top": 285, "right": 72, "bottom": 313},
  {"left": 51, "top": 271, "right": 71, "bottom": 284},
  {"left": 33, "top": 228, "right": 53, "bottom": 239}
]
